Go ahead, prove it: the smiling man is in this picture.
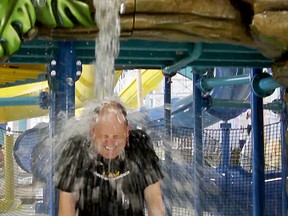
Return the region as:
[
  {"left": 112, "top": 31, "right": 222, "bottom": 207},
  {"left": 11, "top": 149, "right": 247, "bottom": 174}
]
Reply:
[
  {"left": 55, "top": 99, "right": 165, "bottom": 216},
  {"left": 90, "top": 101, "right": 130, "bottom": 160}
]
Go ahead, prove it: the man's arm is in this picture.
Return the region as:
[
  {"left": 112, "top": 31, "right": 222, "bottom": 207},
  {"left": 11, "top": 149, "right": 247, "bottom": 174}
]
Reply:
[
  {"left": 144, "top": 181, "right": 165, "bottom": 216},
  {"left": 58, "top": 190, "right": 76, "bottom": 216}
]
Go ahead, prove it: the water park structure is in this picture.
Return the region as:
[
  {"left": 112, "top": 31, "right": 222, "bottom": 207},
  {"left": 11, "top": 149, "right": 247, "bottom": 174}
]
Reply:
[{"left": 0, "top": 1, "right": 288, "bottom": 216}]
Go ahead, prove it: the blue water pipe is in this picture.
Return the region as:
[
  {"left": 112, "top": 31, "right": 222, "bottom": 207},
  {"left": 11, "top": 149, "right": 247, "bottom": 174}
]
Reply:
[
  {"left": 0, "top": 92, "right": 50, "bottom": 107},
  {"left": 200, "top": 72, "right": 280, "bottom": 97},
  {"left": 220, "top": 123, "right": 231, "bottom": 170},
  {"left": 162, "top": 43, "right": 202, "bottom": 75},
  {"left": 280, "top": 88, "right": 288, "bottom": 216},
  {"left": 200, "top": 74, "right": 250, "bottom": 92},
  {"left": 251, "top": 72, "right": 280, "bottom": 97},
  {"left": 164, "top": 76, "right": 172, "bottom": 138},
  {"left": 163, "top": 74, "right": 174, "bottom": 216},
  {"left": 209, "top": 98, "right": 283, "bottom": 112},
  {"left": 193, "top": 71, "right": 204, "bottom": 216},
  {"left": 35, "top": 41, "right": 81, "bottom": 216},
  {"left": 0, "top": 123, "right": 6, "bottom": 146},
  {"left": 250, "top": 68, "right": 265, "bottom": 216},
  {"left": 5, "top": 95, "right": 282, "bottom": 112},
  {"left": 219, "top": 122, "right": 231, "bottom": 214},
  {"left": 0, "top": 97, "right": 39, "bottom": 106}
]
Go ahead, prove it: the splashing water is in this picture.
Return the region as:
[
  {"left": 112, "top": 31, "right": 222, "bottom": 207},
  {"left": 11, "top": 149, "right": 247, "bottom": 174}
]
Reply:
[
  {"left": 30, "top": 0, "right": 224, "bottom": 215},
  {"left": 93, "top": 0, "right": 121, "bottom": 101}
]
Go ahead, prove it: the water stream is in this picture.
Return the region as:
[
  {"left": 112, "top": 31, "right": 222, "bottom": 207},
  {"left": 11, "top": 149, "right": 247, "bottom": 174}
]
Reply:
[{"left": 93, "top": 0, "right": 121, "bottom": 101}]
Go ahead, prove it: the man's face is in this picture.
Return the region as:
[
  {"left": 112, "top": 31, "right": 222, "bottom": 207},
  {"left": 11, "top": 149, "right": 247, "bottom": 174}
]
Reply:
[{"left": 90, "top": 109, "right": 129, "bottom": 159}]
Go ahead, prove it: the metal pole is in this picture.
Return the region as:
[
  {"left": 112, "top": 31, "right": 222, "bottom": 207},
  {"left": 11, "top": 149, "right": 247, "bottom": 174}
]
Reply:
[
  {"left": 211, "top": 99, "right": 282, "bottom": 112},
  {"left": 219, "top": 122, "right": 231, "bottom": 215},
  {"left": 43, "top": 41, "right": 79, "bottom": 216},
  {"left": 250, "top": 68, "right": 265, "bottom": 216},
  {"left": 280, "top": 88, "right": 288, "bottom": 216},
  {"left": 164, "top": 75, "right": 173, "bottom": 216},
  {"left": 220, "top": 123, "right": 231, "bottom": 169},
  {"left": 136, "top": 70, "right": 143, "bottom": 110},
  {"left": 164, "top": 75, "right": 172, "bottom": 138},
  {"left": 193, "top": 72, "right": 203, "bottom": 216}
]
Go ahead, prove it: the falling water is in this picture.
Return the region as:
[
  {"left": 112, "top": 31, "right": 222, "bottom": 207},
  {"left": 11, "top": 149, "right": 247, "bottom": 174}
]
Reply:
[
  {"left": 93, "top": 0, "right": 121, "bottom": 101},
  {"left": 10, "top": 0, "right": 262, "bottom": 215}
]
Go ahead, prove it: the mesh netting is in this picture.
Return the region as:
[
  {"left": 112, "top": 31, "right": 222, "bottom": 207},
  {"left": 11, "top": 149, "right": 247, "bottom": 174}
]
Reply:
[
  {"left": 148, "top": 122, "right": 282, "bottom": 216},
  {"left": 0, "top": 128, "right": 43, "bottom": 216},
  {"left": 0, "top": 122, "right": 284, "bottom": 215}
]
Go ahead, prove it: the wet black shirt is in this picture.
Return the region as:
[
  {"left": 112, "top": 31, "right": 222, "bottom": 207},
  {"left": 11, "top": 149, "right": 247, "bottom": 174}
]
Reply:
[{"left": 55, "top": 129, "right": 163, "bottom": 216}]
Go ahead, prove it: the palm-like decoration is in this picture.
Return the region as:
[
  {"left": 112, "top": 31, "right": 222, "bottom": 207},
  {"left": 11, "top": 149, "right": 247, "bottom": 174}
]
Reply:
[
  {"left": 0, "top": 0, "right": 36, "bottom": 59},
  {"left": 0, "top": 0, "right": 94, "bottom": 59},
  {"left": 35, "top": 0, "right": 94, "bottom": 27}
]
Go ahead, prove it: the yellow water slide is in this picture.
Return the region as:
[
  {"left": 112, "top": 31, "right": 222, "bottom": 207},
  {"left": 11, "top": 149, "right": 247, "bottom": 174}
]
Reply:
[
  {"left": 119, "top": 69, "right": 163, "bottom": 109},
  {"left": 0, "top": 65, "right": 163, "bottom": 122}
]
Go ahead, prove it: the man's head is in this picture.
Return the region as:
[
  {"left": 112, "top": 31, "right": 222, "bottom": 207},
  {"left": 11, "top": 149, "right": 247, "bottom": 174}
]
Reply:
[{"left": 90, "top": 100, "right": 130, "bottom": 159}]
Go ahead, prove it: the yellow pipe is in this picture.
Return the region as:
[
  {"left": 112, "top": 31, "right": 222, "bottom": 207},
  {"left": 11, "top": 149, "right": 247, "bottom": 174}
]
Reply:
[
  {"left": 0, "top": 134, "right": 16, "bottom": 211},
  {"left": 0, "top": 81, "right": 48, "bottom": 98},
  {"left": 0, "top": 66, "right": 159, "bottom": 121}
]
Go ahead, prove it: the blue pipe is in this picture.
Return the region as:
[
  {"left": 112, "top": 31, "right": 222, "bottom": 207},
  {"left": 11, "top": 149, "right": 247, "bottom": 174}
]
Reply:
[
  {"left": 193, "top": 71, "right": 203, "bottom": 216},
  {"left": 163, "top": 43, "right": 202, "bottom": 75},
  {"left": 43, "top": 42, "right": 79, "bottom": 216},
  {"left": 220, "top": 123, "right": 231, "bottom": 170},
  {"left": 0, "top": 97, "right": 39, "bottom": 106},
  {"left": 200, "top": 72, "right": 280, "bottom": 94},
  {"left": 200, "top": 74, "right": 250, "bottom": 92},
  {"left": 164, "top": 76, "right": 172, "bottom": 137},
  {"left": 251, "top": 72, "right": 280, "bottom": 97},
  {"left": 219, "top": 122, "right": 231, "bottom": 215},
  {"left": 211, "top": 99, "right": 282, "bottom": 111},
  {"left": 164, "top": 75, "right": 173, "bottom": 216},
  {"left": 258, "top": 76, "right": 280, "bottom": 92},
  {"left": 280, "top": 88, "right": 288, "bottom": 216},
  {"left": 251, "top": 68, "right": 265, "bottom": 216}
]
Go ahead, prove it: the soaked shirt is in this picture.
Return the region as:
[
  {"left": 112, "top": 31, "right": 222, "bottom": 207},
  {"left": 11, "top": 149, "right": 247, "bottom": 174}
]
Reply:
[{"left": 55, "top": 129, "right": 163, "bottom": 216}]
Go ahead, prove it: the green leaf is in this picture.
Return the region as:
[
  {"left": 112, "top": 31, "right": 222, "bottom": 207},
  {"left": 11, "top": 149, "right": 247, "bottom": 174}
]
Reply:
[
  {"left": 35, "top": 0, "right": 94, "bottom": 28},
  {"left": 56, "top": 0, "right": 94, "bottom": 27},
  {"left": 34, "top": 0, "right": 57, "bottom": 27},
  {"left": 0, "top": 0, "right": 36, "bottom": 57}
]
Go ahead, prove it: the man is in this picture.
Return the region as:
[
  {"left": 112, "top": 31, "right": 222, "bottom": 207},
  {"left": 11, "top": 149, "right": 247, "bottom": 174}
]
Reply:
[{"left": 55, "top": 99, "right": 165, "bottom": 216}]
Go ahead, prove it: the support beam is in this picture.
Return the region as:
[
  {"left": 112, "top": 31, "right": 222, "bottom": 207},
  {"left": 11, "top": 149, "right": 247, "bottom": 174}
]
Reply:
[
  {"left": 35, "top": 41, "right": 81, "bottom": 216},
  {"left": 193, "top": 71, "right": 203, "bottom": 216},
  {"left": 251, "top": 68, "right": 265, "bottom": 216},
  {"left": 280, "top": 88, "right": 288, "bottom": 216},
  {"left": 164, "top": 74, "right": 173, "bottom": 216}
]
